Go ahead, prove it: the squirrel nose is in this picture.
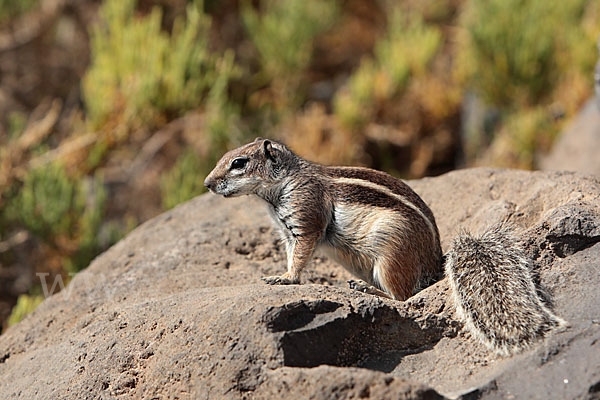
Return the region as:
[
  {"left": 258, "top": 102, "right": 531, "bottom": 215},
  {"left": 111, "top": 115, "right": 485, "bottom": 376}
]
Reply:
[{"left": 204, "top": 177, "right": 215, "bottom": 191}]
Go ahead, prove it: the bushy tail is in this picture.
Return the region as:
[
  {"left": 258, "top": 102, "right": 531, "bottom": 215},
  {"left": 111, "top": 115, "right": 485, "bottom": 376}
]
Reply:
[{"left": 444, "top": 224, "right": 567, "bottom": 356}]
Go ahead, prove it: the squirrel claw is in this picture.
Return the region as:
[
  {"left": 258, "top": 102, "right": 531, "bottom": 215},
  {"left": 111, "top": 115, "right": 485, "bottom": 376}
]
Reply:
[
  {"left": 262, "top": 275, "right": 297, "bottom": 285},
  {"left": 347, "top": 279, "right": 393, "bottom": 300},
  {"left": 347, "top": 279, "right": 370, "bottom": 293}
]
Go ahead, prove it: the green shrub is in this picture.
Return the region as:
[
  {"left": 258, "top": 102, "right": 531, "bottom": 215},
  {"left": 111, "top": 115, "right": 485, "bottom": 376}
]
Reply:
[
  {"left": 6, "top": 294, "right": 44, "bottom": 328},
  {"left": 334, "top": 9, "right": 441, "bottom": 130},
  {"left": 459, "top": 0, "right": 600, "bottom": 168},
  {"left": 159, "top": 50, "right": 244, "bottom": 211},
  {"left": 161, "top": 149, "right": 207, "bottom": 210},
  {"left": 560, "top": 1, "right": 600, "bottom": 81},
  {"left": 504, "top": 108, "right": 548, "bottom": 168},
  {"left": 205, "top": 50, "right": 243, "bottom": 151},
  {"left": 333, "top": 58, "right": 378, "bottom": 130},
  {"left": 242, "top": 0, "right": 339, "bottom": 106},
  {"left": 10, "top": 163, "right": 78, "bottom": 238},
  {"left": 460, "top": 0, "right": 590, "bottom": 107},
  {"left": 493, "top": 107, "right": 556, "bottom": 169},
  {"left": 83, "top": 0, "right": 219, "bottom": 134},
  {"left": 7, "top": 164, "right": 111, "bottom": 272},
  {"left": 7, "top": 111, "right": 27, "bottom": 141},
  {"left": 64, "top": 174, "right": 110, "bottom": 273},
  {"left": 86, "top": 139, "right": 109, "bottom": 170},
  {"left": 376, "top": 11, "right": 441, "bottom": 82}
]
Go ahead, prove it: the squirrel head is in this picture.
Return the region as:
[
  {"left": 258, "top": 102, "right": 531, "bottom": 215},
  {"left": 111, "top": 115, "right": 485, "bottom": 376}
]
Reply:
[{"left": 204, "top": 138, "right": 298, "bottom": 197}]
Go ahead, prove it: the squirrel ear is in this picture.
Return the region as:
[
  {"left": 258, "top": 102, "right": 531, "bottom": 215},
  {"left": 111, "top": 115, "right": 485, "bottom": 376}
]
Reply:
[{"left": 263, "top": 139, "right": 277, "bottom": 163}]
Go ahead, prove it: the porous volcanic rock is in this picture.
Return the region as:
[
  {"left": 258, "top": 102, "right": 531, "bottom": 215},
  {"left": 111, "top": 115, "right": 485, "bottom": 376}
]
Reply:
[
  {"left": 0, "top": 168, "right": 599, "bottom": 399},
  {"left": 540, "top": 99, "right": 600, "bottom": 176}
]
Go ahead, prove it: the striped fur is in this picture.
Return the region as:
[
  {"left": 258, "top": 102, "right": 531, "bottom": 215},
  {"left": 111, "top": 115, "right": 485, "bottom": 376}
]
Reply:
[
  {"left": 204, "top": 138, "right": 442, "bottom": 300},
  {"left": 205, "top": 139, "right": 566, "bottom": 355}
]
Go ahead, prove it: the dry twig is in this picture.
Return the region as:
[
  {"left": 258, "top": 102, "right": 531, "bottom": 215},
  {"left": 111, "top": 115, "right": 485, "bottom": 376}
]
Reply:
[{"left": 0, "top": 99, "right": 62, "bottom": 202}]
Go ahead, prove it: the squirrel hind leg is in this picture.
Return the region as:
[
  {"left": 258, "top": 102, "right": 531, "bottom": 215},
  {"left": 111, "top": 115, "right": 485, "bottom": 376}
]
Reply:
[
  {"left": 343, "top": 257, "right": 413, "bottom": 301},
  {"left": 372, "top": 257, "right": 416, "bottom": 301},
  {"left": 445, "top": 224, "right": 567, "bottom": 356}
]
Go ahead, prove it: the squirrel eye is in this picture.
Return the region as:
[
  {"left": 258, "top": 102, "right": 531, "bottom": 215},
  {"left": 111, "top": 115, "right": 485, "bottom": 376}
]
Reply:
[{"left": 230, "top": 158, "right": 248, "bottom": 170}]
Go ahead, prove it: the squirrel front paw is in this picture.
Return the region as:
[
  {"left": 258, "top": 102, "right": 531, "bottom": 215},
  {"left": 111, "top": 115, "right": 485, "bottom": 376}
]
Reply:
[{"left": 261, "top": 272, "right": 299, "bottom": 285}]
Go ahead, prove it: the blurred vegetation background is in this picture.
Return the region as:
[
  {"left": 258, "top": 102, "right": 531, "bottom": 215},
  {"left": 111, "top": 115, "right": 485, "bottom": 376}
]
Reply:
[{"left": 0, "top": 0, "right": 598, "bottom": 331}]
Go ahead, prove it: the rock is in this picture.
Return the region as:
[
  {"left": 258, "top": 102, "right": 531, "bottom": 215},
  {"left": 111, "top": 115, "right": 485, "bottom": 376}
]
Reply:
[
  {"left": 0, "top": 168, "right": 599, "bottom": 399},
  {"left": 254, "top": 367, "right": 446, "bottom": 400},
  {"left": 540, "top": 99, "right": 600, "bottom": 176},
  {"left": 595, "top": 35, "right": 600, "bottom": 108}
]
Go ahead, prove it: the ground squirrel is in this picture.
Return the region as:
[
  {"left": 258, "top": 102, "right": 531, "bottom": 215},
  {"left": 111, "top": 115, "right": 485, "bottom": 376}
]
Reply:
[{"left": 204, "top": 138, "right": 566, "bottom": 355}]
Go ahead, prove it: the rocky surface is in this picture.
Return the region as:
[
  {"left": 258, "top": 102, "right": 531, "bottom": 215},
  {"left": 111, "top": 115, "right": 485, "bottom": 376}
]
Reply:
[
  {"left": 0, "top": 168, "right": 599, "bottom": 399},
  {"left": 540, "top": 99, "right": 600, "bottom": 176}
]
